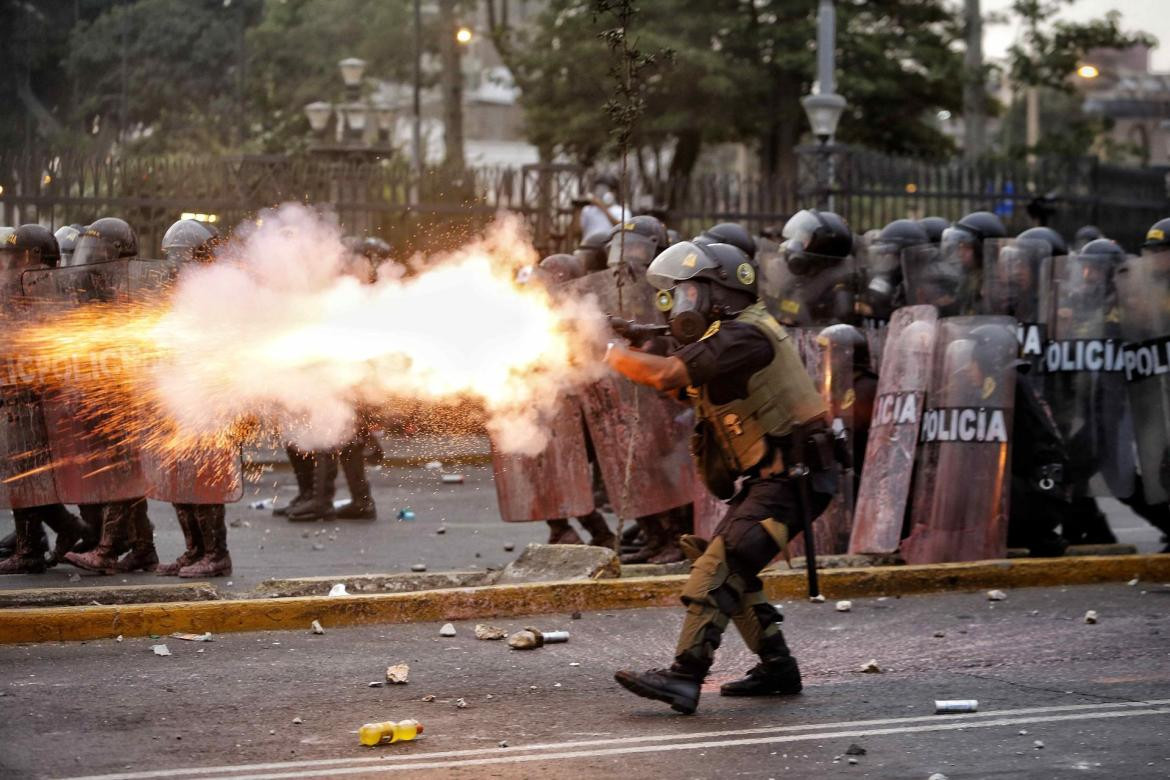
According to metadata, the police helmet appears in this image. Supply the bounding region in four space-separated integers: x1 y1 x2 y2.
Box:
1017 226 1068 256
54 224 83 264
918 216 950 244
646 241 758 343
161 219 219 263
695 222 756 258
538 253 586 285
1142 218 1170 251
607 215 669 271
947 210 1006 243
3 225 62 269
877 219 930 251
818 323 871 373
781 209 853 275
1073 225 1102 250
74 217 138 265
361 237 392 260
1079 238 1125 270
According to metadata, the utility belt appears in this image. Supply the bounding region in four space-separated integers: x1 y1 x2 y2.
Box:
752 416 836 480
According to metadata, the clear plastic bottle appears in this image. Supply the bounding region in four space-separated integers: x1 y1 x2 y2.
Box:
358 719 424 746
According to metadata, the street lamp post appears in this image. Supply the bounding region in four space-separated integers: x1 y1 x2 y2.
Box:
802 0 847 211
303 57 394 159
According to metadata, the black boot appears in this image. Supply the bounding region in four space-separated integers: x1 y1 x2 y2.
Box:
546 518 584 545
614 667 702 715
275 443 315 516
158 504 205 576
0 510 48 575
287 451 338 521
576 511 616 548
720 656 803 697
115 499 159 573
336 438 376 519
41 504 92 565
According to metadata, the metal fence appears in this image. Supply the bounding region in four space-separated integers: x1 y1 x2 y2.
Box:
795 145 1170 250
2 147 1167 256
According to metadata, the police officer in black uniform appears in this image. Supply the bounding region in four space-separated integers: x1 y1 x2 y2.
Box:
773 209 856 326
918 216 949 246
606 239 836 715
940 210 1007 315
694 222 758 258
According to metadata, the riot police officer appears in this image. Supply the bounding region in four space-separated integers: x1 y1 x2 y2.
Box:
940 210 1007 314
918 216 949 246
607 239 836 714
768 209 856 326
53 224 84 267
694 222 757 258
1072 225 1102 252
606 214 670 274
62 217 160 574
859 219 931 322
573 229 611 274
0 225 96 574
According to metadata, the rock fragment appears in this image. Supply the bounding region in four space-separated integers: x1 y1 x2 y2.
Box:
385 664 410 684
310 620 325 635
859 659 882 674
1084 610 1099 624
987 589 1007 601
835 600 852 612
475 624 508 640
440 623 457 637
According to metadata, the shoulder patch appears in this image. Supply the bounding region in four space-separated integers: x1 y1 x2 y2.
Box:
700 320 722 340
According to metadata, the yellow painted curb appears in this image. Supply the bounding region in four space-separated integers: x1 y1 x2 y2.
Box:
0 554 1166 644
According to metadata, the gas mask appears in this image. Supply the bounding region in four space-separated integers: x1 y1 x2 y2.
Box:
662 281 711 344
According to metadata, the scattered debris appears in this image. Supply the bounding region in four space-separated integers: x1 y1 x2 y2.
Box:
151 644 171 657
310 620 325 635
1127 577 1139 587
503 543 515 552
440 474 465 484
835 600 852 612
229 517 242 528
68 573 81 583
1018 730 1028 735
569 662 581 667
475 624 508 641
859 659 882 674
508 628 570 650
1084 610 1099 624
115 635 123 643
424 461 443 471
987 589 1007 601
171 632 213 642
571 611 582 620
498 740 508 748
411 563 427 573
935 700 978 714
368 682 385 688
809 594 826 603
932 631 946 638
311 543 325 551
328 583 349 597
845 743 866 756
455 698 468 709
847 757 859 765
421 695 436 702
386 664 410 684
436 526 447 535
1033 740 1044 749
397 509 416 522
292 717 303 725
440 623 457 637
250 499 275 510
927 774 949 780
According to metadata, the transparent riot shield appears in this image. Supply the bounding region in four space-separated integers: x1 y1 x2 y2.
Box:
982 238 1052 370
849 305 939 554
1044 254 1134 499
0 267 60 509
901 244 961 315
570 269 696 519
20 260 147 504
126 259 244 504
1116 249 1170 504
491 392 596 522
902 316 1018 564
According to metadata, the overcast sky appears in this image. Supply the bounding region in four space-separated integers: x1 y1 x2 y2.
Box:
982 0 1169 70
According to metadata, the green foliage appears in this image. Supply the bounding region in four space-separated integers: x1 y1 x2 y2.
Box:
1007 1 1156 91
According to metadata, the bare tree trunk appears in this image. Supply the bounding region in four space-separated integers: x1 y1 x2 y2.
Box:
439 0 465 170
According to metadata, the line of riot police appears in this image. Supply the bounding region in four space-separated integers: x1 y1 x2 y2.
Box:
505 206 1170 568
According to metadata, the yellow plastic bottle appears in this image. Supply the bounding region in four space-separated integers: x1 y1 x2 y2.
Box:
358 719 424 746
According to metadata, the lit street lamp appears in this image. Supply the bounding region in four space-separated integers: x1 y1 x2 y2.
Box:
1077 64 1100 80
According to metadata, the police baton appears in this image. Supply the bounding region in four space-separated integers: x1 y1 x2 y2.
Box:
789 462 820 600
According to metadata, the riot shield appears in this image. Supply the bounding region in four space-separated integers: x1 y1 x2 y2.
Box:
758 246 857 327
981 238 1052 368
1044 254 1134 499
856 237 902 324
20 260 148 504
902 244 961 315
849 305 939 554
491 392 595 522
0 267 60 509
1116 249 1170 504
902 316 1018 564
571 269 696 519
126 259 243 504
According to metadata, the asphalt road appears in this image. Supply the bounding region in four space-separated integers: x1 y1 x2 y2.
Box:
2 583 1169 779
0 455 1164 594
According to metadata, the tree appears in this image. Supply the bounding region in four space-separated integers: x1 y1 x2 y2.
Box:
492 0 965 194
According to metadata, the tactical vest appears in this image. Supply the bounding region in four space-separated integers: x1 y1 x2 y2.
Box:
690 302 827 479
